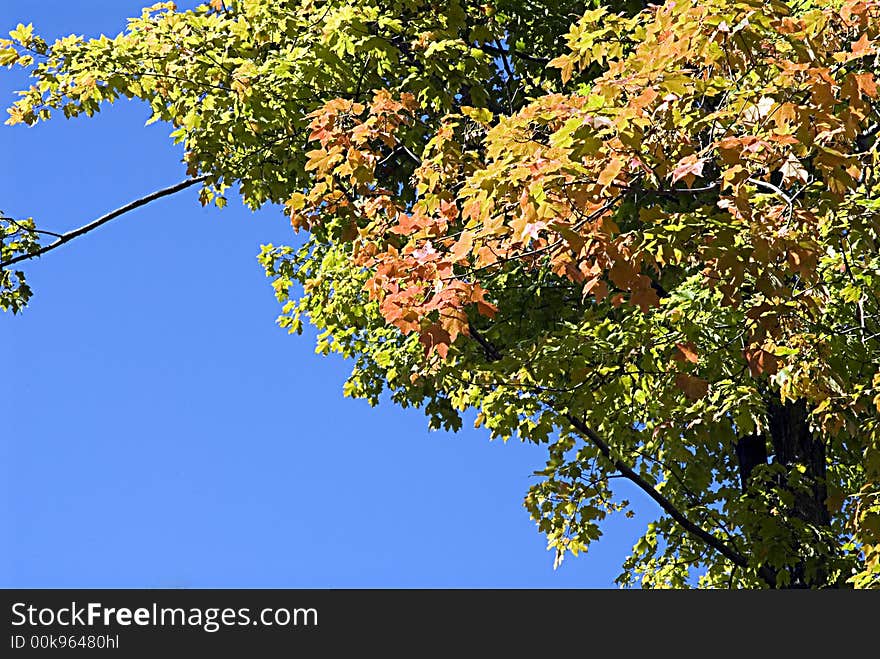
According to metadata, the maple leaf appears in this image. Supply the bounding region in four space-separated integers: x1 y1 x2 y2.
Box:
629 87 658 111
854 72 878 98
549 221 586 253
851 33 874 58
744 348 779 378
674 373 709 400
449 230 475 262
391 212 430 235
597 157 624 188
470 283 497 318
411 241 439 263
630 284 660 313
672 341 699 364
779 153 808 187
461 105 493 125
419 323 451 358
670 155 705 186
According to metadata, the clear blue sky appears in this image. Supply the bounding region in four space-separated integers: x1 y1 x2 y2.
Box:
1 1 646 588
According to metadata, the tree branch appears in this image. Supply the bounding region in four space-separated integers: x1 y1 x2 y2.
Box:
1 216 64 239
467 322 502 362
748 177 793 211
563 413 777 587
480 43 551 65
0 176 209 269
461 326 776 585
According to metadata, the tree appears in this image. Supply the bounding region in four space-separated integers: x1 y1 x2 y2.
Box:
2 0 879 588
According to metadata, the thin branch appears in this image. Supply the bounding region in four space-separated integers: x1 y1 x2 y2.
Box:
399 143 422 167
494 38 516 114
747 177 793 210
0 176 210 269
353 53 372 103
1 217 64 239
108 68 233 93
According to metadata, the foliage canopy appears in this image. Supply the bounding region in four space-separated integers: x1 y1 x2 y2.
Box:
3 0 880 588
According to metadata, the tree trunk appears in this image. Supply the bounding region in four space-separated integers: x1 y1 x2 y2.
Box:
767 399 830 529
735 399 835 588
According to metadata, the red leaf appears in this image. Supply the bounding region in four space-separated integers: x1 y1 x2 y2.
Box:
419 323 451 358
744 348 779 377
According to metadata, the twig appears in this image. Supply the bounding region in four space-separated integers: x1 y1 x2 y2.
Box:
0 176 209 269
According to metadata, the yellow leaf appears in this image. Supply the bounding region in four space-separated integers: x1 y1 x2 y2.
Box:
461 106 493 125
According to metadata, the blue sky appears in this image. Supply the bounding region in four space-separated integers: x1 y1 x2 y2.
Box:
1 1 646 588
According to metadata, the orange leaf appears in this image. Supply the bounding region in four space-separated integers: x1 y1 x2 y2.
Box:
449 230 474 262
630 87 658 111
851 33 874 57
670 155 705 186
470 283 498 318
597 158 625 188
772 102 798 131
855 72 878 98
673 341 699 364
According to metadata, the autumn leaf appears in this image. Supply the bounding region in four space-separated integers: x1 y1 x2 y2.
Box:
672 341 699 364
779 153 808 187
461 105 493 125
670 154 705 186
854 72 878 98
419 323 451 358
851 33 874 58
449 230 474 262
630 284 660 313
744 348 779 377
674 373 709 400
549 221 585 253
597 157 625 188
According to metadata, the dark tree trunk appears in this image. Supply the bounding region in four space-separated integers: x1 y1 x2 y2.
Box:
735 399 835 588
735 433 768 492
767 399 831 530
